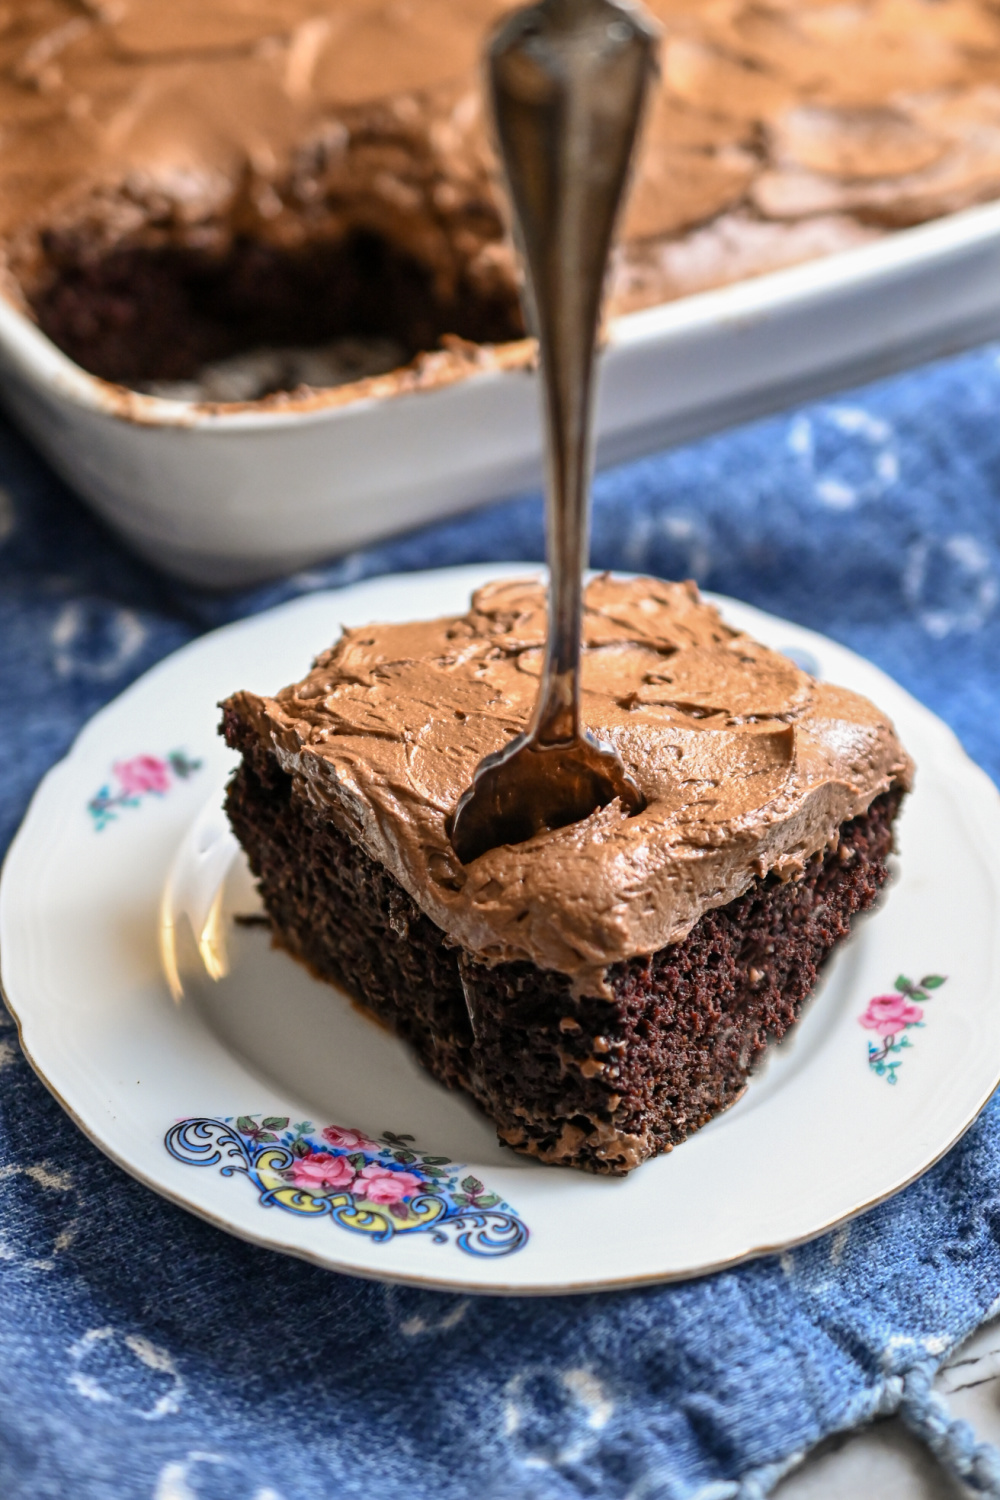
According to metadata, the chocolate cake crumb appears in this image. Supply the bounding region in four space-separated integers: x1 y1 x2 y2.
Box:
32 232 523 389
223 713 901 1175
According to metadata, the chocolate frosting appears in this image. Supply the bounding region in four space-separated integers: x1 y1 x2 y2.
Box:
4 1 1000 322
226 576 912 996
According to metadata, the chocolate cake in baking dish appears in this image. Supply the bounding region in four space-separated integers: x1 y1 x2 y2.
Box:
221 576 912 1174
4 1 1000 397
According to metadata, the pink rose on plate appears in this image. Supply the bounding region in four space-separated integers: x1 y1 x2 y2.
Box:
354 1164 423 1205
859 993 924 1037
114 755 171 796
289 1152 356 1192
321 1125 377 1152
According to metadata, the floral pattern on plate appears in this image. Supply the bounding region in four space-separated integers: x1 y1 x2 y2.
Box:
88 751 202 830
165 1116 528 1258
859 973 947 1083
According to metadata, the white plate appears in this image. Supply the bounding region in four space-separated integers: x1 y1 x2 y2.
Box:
2 564 1000 1293
2 202 1000 585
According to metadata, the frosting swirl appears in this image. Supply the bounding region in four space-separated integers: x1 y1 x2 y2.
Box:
4 1 1000 324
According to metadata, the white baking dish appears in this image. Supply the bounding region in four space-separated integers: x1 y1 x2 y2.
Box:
3 200 1000 588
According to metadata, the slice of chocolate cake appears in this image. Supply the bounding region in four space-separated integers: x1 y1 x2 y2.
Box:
221 575 912 1174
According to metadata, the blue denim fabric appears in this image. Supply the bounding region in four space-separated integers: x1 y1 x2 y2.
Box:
2 342 1000 1499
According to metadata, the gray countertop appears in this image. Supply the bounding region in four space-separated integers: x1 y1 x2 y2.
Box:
775 1318 1000 1498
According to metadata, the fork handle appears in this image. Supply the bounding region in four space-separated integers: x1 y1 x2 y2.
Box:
488 0 657 745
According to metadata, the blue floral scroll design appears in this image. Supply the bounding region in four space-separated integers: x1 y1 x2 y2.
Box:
165 1116 528 1258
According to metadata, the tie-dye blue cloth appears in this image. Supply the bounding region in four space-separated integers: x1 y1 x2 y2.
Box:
3 343 1000 1500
